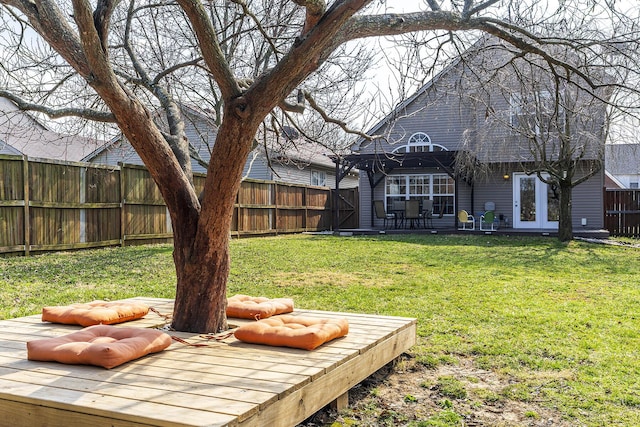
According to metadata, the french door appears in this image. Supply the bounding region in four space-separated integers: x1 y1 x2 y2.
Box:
512 173 559 229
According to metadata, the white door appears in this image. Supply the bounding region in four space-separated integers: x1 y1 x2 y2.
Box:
512 174 559 229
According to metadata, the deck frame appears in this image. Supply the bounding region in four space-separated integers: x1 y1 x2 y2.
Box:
0 297 416 427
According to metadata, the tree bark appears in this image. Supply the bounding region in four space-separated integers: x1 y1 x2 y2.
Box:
171 106 261 333
557 180 573 242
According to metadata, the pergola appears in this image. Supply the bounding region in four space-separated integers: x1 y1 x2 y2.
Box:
331 150 475 230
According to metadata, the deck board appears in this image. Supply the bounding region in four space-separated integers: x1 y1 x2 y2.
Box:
0 297 416 426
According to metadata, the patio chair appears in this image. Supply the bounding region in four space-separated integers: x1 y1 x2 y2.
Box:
423 199 434 228
392 200 406 228
457 210 475 230
373 200 396 229
404 200 422 229
480 210 496 231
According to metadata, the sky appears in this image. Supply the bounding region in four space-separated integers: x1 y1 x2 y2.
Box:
356 0 640 142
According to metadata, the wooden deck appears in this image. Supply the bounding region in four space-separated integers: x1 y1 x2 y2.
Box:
0 297 416 427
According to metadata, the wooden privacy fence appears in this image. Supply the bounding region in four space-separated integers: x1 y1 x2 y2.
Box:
604 189 640 237
0 155 359 256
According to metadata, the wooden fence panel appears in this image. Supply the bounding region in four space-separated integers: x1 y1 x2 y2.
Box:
238 181 273 206
0 207 23 248
604 189 640 237
276 184 304 207
85 208 120 242
277 209 304 231
27 161 81 248
305 187 331 231
124 204 168 236
237 207 273 233
29 161 80 204
0 156 25 249
121 165 170 242
122 165 164 204
29 207 80 246
0 156 24 200
85 167 120 203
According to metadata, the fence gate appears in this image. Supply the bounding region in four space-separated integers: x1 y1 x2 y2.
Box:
604 189 640 237
335 188 359 230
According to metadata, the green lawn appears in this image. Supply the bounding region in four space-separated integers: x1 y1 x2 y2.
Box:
1 234 639 425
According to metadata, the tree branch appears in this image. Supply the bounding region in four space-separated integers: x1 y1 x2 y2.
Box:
176 0 242 101
228 0 282 60
93 0 120 54
302 90 378 140
291 0 326 36
0 90 116 122
1 0 92 78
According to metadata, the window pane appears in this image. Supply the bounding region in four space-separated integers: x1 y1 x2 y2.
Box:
311 170 326 186
433 174 454 194
433 196 454 215
386 176 405 195
386 174 455 216
409 175 429 195
547 184 560 222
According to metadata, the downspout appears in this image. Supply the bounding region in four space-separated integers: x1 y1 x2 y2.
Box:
333 159 341 232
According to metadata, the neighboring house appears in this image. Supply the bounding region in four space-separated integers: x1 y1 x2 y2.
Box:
336 39 606 231
605 144 640 189
0 97 104 161
85 105 358 188
243 133 359 189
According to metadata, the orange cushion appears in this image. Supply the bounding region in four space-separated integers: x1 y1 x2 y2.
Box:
226 294 294 319
234 315 349 350
27 324 172 369
42 300 150 326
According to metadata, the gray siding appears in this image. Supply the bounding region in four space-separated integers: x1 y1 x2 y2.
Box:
266 163 358 189
471 172 514 224
243 153 272 181
0 141 21 156
571 167 605 229
360 77 472 155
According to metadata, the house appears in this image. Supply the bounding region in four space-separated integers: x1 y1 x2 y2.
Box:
335 38 607 232
85 105 358 188
243 131 359 189
0 97 104 161
605 144 640 189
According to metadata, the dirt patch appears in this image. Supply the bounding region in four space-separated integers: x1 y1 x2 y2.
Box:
298 354 576 427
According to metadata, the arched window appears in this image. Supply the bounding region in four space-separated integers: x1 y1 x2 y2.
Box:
408 132 431 146
392 132 447 153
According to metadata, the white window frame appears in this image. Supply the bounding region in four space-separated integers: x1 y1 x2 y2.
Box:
392 132 448 154
384 173 455 215
311 170 326 186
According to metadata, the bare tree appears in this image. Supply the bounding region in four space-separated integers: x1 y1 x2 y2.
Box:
0 0 639 332
455 38 619 241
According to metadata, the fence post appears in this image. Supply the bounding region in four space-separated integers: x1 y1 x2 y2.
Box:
79 166 86 243
22 155 30 256
119 162 126 247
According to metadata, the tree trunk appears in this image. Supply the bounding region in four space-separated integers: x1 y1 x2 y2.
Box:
557 180 573 242
171 233 230 333
170 110 261 333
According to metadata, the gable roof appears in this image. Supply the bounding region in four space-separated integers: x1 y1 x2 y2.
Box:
354 56 464 152
354 35 497 152
605 144 640 175
355 36 608 165
0 97 107 162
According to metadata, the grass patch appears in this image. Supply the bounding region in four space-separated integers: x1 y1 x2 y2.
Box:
2 234 640 425
436 376 468 400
